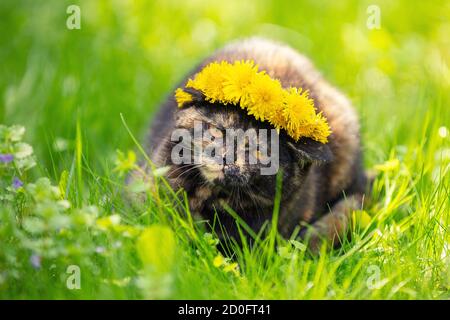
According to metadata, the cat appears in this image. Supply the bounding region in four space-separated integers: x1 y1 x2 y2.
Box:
131 38 369 252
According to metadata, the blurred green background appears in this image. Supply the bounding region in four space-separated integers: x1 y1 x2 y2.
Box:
1 0 449 175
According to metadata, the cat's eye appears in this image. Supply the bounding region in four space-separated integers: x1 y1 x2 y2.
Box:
208 127 222 138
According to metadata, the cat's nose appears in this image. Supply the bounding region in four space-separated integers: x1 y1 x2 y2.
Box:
223 165 246 186
223 165 240 177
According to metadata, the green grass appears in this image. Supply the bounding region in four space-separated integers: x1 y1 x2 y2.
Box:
0 0 449 299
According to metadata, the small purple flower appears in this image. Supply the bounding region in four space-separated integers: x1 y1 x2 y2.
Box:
0 154 14 163
12 177 23 189
30 254 41 269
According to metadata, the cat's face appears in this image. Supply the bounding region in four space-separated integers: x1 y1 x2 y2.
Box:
170 103 332 196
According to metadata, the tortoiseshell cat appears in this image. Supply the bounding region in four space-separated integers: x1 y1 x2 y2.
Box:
132 38 369 252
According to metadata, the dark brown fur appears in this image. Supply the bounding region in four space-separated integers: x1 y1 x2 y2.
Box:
134 38 369 252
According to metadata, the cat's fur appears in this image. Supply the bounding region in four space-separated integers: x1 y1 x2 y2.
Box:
132 38 369 252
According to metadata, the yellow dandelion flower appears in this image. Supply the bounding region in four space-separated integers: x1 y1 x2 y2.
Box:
174 88 193 108
286 126 301 141
186 78 195 88
213 254 225 267
246 73 284 121
267 102 286 131
187 61 230 103
176 60 331 144
308 113 331 143
223 60 258 105
282 88 330 142
287 115 331 143
283 88 316 131
286 122 314 141
223 262 240 276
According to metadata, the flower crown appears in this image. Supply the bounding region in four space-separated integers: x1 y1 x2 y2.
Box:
174 60 331 143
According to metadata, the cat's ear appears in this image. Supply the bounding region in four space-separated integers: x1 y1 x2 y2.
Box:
176 87 205 108
173 88 206 108
287 138 333 164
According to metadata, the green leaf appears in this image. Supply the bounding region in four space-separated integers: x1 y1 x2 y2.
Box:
289 239 307 252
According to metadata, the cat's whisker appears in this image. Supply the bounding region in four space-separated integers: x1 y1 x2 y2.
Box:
171 164 205 185
168 164 199 177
